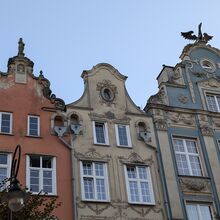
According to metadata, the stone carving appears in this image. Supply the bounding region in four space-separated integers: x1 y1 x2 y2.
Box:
154 118 167 131
192 72 207 78
200 124 214 136
105 111 116 119
38 71 66 111
18 38 25 56
168 67 185 85
180 177 211 193
199 78 220 88
178 94 188 104
74 148 111 161
118 152 154 166
148 88 166 105
167 112 195 126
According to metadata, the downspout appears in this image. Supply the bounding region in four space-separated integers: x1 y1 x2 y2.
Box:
152 119 173 220
58 136 77 220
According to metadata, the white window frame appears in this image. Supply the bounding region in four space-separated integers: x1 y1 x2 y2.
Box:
0 153 11 191
92 121 109 145
26 155 57 195
173 137 203 176
124 164 155 205
115 124 132 147
0 112 12 134
28 115 40 136
80 161 110 202
206 93 220 112
186 203 213 220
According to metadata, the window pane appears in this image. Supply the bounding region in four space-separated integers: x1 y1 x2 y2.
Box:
118 125 128 146
127 166 136 179
186 140 198 153
189 156 202 176
207 95 218 112
141 182 151 203
43 170 52 193
186 205 199 220
96 179 106 200
0 168 7 183
1 113 11 133
29 116 38 136
42 156 52 168
95 163 104 176
30 155 40 167
200 205 212 220
138 167 148 180
129 181 139 202
173 139 185 152
83 162 92 175
83 177 94 199
95 122 105 144
175 154 190 175
30 169 39 192
0 154 7 164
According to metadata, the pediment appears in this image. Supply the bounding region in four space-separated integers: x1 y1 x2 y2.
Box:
197 77 220 88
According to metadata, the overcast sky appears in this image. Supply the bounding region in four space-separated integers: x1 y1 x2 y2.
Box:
1 0 220 108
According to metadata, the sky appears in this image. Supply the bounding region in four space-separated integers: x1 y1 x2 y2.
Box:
1 0 220 108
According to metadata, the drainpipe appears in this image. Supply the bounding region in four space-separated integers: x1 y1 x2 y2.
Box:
58 136 77 220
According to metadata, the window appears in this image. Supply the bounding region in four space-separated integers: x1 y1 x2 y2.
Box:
28 115 40 136
124 165 155 204
206 94 220 112
0 153 11 191
173 138 202 176
115 124 132 147
186 204 212 220
80 161 109 201
27 155 56 195
92 121 109 145
0 112 12 134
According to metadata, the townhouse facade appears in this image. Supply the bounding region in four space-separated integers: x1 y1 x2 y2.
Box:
64 63 167 219
0 39 74 219
145 29 220 220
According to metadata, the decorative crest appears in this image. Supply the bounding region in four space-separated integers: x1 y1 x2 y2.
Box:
181 23 213 44
18 38 25 57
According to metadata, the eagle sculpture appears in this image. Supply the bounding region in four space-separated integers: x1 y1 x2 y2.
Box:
181 23 213 43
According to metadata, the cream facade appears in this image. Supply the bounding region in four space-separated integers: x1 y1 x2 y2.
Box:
65 64 167 220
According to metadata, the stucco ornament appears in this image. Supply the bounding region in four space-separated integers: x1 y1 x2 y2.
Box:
168 112 195 126
178 94 188 104
148 88 166 105
154 118 167 131
180 177 211 193
96 80 117 104
199 78 220 88
200 124 214 136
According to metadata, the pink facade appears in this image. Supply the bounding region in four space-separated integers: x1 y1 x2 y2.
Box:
0 39 73 219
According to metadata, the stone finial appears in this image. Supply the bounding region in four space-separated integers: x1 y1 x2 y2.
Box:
18 38 25 57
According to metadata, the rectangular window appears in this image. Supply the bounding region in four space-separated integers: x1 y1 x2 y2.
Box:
186 204 212 220
27 155 56 195
206 94 220 112
92 121 109 145
115 124 132 147
28 115 40 136
0 112 12 134
173 138 202 176
0 153 11 191
124 165 155 204
80 161 109 201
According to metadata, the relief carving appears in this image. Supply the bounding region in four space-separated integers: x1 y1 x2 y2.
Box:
180 177 211 193
199 78 220 88
178 94 188 104
74 148 111 161
154 118 167 131
168 67 185 85
167 112 195 126
148 88 166 105
192 72 207 78
118 152 154 166
200 124 214 136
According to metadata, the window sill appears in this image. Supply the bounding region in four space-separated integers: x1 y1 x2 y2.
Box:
82 199 110 203
116 145 132 149
94 143 110 147
30 193 57 197
25 135 42 139
0 132 13 136
128 201 156 206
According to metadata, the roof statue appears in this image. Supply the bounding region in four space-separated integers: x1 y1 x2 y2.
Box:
181 23 213 44
18 38 25 57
